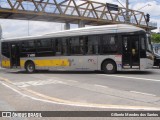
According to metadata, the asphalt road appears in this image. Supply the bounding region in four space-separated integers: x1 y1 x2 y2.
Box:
0 68 160 120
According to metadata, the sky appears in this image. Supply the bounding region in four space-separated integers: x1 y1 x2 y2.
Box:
0 0 160 39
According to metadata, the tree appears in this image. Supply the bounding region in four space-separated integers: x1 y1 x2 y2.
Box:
151 33 160 43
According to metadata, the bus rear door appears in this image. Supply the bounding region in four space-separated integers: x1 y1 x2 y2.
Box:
122 35 140 69
10 43 20 68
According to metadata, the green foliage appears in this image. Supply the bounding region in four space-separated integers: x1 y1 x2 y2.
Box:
151 33 160 43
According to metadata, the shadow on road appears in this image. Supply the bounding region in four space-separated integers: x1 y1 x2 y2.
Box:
5 70 154 75
117 71 153 75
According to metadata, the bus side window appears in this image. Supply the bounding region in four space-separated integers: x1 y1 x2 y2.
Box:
36 39 53 57
70 37 83 55
102 35 117 54
1 42 10 58
21 41 33 52
110 36 116 44
86 36 99 54
62 38 68 55
55 39 62 55
79 37 84 54
140 37 146 50
139 36 147 58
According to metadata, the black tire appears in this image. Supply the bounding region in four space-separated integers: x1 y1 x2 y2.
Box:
25 62 35 73
102 60 117 74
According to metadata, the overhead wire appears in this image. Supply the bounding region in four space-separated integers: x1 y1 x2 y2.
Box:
116 0 125 8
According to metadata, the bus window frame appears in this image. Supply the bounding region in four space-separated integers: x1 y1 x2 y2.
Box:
100 34 119 55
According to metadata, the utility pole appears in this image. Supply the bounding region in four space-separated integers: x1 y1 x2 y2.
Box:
0 25 2 40
125 0 130 23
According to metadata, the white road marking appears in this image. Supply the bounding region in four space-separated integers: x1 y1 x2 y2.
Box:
13 79 66 87
0 82 27 97
98 74 160 82
94 84 108 88
130 91 156 97
13 78 78 88
1 81 160 110
67 80 78 83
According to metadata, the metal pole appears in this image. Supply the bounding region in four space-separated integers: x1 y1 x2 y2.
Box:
126 0 129 23
28 20 29 36
64 23 70 30
27 1 29 35
0 25 2 40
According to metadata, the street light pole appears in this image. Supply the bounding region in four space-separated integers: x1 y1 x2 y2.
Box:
125 0 130 23
0 25 2 40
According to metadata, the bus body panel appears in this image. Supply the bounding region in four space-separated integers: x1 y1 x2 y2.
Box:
140 58 154 70
1 56 10 68
19 53 153 71
19 55 122 71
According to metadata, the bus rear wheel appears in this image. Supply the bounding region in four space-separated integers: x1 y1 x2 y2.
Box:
25 62 35 73
102 60 117 74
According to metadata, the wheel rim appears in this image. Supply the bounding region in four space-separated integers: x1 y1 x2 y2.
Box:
106 63 114 70
27 64 34 72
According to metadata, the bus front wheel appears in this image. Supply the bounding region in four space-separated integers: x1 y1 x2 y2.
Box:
25 62 35 73
102 60 117 74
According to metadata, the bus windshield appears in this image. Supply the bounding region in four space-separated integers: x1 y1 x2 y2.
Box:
146 34 152 52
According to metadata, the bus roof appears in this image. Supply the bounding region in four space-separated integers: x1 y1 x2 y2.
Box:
1 24 145 42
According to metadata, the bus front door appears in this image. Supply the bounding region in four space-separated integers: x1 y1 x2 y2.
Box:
122 36 140 69
10 43 20 68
